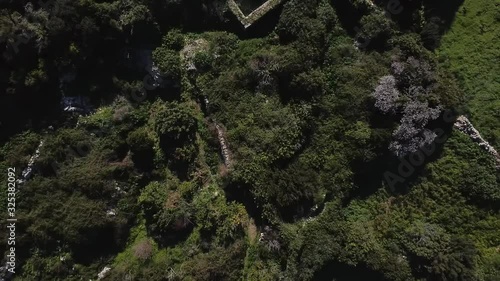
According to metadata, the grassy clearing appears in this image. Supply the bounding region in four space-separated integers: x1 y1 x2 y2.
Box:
437 0 500 147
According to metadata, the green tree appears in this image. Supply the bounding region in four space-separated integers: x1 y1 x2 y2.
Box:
139 181 193 238
152 47 181 80
127 127 155 170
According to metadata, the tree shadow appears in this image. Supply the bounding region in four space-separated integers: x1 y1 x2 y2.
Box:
329 0 365 37
420 0 465 50
423 0 465 32
224 180 264 226
313 260 387 281
350 111 456 200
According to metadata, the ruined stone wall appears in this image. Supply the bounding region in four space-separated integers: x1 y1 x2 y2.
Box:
228 0 285 28
454 115 500 168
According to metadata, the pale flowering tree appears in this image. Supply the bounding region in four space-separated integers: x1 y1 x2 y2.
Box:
373 57 442 156
391 57 434 89
390 128 437 157
389 101 441 157
372 75 400 114
401 101 441 127
259 226 281 252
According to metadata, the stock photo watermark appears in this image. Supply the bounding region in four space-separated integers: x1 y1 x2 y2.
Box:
5 168 17 275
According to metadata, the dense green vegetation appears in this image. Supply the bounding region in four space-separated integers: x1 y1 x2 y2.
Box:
437 0 500 148
0 0 498 280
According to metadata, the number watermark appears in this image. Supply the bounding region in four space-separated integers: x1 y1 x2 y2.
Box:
6 167 17 274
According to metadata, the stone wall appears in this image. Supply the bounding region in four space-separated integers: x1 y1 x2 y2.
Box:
454 115 500 168
228 0 285 28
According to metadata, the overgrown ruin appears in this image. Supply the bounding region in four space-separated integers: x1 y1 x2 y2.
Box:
228 0 285 28
454 115 500 168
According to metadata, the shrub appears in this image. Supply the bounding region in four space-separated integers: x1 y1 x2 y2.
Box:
193 51 212 71
359 11 395 49
126 127 154 170
152 47 181 80
133 239 154 260
162 29 185 51
139 181 193 237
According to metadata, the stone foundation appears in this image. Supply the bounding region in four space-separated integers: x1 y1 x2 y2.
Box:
228 0 285 28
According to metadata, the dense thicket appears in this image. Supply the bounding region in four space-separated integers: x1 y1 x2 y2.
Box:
0 0 498 280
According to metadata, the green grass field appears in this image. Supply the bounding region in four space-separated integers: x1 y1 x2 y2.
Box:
437 0 500 148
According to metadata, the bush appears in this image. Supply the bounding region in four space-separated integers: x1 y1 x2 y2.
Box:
193 51 212 72
389 33 429 57
151 101 196 143
152 47 181 80
359 11 395 49
162 29 185 51
127 127 155 170
133 239 154 260
139 181 193 239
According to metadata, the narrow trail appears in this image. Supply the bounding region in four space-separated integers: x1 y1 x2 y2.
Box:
181 39 233 169
214 121 232 167
202 95 232 168
16 140 44 185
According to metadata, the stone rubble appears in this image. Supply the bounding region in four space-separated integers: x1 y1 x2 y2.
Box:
106 209 117 217
97 266 111 280
182 38 232 168
215 122 231 167
61 96 93 114
454 115 500 168
16 140 44 185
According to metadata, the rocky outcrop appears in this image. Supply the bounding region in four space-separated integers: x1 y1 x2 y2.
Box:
61 96 93 114
59 70 92 114
454 115 500 168
97 266 111 280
